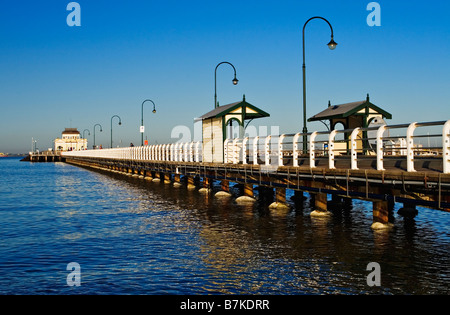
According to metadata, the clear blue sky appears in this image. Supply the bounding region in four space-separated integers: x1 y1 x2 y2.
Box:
1 0 449 153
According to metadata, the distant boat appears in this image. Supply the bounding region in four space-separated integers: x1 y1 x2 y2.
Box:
0 153 8 157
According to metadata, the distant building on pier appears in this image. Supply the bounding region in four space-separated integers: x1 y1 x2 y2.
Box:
54 128 87 152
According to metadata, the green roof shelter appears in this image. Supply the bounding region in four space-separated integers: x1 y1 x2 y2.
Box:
308 94 392 130
308 94 392 154
197 95 270 163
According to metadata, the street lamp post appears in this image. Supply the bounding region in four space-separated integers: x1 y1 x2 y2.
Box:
141 100 156 146
110 115 122 148
215 61 239 109
83 129 90 151
302 16 337 153
93 124 103 149
83 129 90 139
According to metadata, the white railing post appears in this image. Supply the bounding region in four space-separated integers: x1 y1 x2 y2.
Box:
175 143 179 162
265 136 272 166
184 143 188 162
293 133 301 167
350 128 361 170
233 138 239 164
189 142 194 162
242 137 249 165
164 144 169 161
168 144 172 161
376 125 386 171
253 136 260 165
224 139 230 164
278 134 286 167
443 120 450 174
310 132 318 168
328 130 338 170
406 122 417 172
195 142 201 162
174 143 178 162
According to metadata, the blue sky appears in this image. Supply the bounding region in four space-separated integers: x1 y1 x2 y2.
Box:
1 0 449 153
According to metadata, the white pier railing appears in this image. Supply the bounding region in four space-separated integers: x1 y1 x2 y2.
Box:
62 142 203 163
62 120 450 174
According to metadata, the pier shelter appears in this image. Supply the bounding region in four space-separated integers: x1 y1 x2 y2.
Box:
308 94 392 153
198 95 270 163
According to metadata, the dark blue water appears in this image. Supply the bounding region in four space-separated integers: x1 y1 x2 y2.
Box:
0 157 449 295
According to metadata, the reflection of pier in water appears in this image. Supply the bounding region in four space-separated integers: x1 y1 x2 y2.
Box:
74 168 445 294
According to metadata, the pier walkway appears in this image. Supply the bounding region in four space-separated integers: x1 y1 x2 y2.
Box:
62 120 450 228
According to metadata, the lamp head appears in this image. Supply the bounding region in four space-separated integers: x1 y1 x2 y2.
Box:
119 122 122 126
327 38 338 50
152 109 156 114
232 77 239 85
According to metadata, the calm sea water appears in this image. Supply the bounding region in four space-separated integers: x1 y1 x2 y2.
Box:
0 157 449 295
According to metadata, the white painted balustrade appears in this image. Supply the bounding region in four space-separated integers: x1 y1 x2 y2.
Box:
62 120 450 174
63 142 202 163
228 120 450 173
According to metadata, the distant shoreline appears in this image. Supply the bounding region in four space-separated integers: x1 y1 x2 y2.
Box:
0 154 27 158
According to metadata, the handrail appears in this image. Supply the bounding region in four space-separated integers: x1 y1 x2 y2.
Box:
61 120 450 174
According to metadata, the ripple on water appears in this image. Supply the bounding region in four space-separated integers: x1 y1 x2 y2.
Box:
0 158 449 295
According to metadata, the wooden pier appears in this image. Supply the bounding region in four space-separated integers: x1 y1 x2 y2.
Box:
55 118 450 229
23 151 65 163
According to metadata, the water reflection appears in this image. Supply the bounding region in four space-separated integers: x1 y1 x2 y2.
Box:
103 168 450 293
3 158 448 294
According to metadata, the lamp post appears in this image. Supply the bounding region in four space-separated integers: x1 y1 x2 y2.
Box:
83 129 90 151
83 129 90 139
93 124 103 149
110 115 122 148
214 61 239 109
32 138 38 153
141 100 156 146
302 16 337 153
